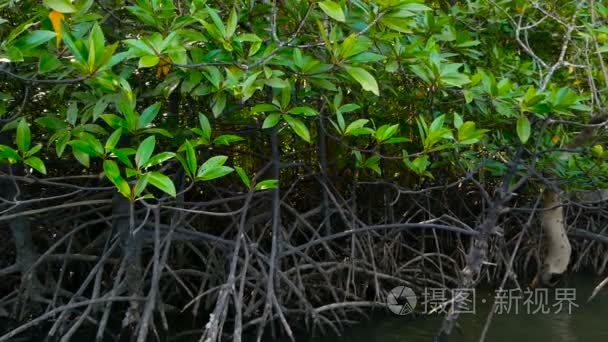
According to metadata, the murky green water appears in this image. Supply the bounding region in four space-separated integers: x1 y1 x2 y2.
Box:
311 276 608 342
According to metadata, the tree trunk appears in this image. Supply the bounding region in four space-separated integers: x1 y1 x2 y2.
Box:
532 190 572 287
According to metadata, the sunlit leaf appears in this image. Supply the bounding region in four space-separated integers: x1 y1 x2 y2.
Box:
343 66 379 96
16 119 31 153
283 115 311 143
318 1 345 22
24 156 46 174
148 171 176 197
516 116 531 144
135 136 156 168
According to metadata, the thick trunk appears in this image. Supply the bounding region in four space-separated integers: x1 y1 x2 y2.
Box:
533 190 572 287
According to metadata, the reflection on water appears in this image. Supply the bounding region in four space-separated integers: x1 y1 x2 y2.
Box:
310 276 608 342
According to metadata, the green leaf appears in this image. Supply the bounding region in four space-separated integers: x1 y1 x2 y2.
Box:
89 23 105 68
343 66 379 96
44 0 76 13
384 137 409 144
62 26 86 64
138 103 160 128
80 132 105 154
200 155 227 171
55 132 70 157
255 179 278 190
364 155 382 175
214 134 244 145
82 124 108 135
73 149 90 168
148 171 176 197
124 39 156 56
288 106 318 116
457 121 482 144
206 6 227 38
592 144 604 158
344 119 369 136
453 113 464 129
203 66 222 88
69 139 100 157
335 111 345 133
66 102 78 126
212 92 226 117
117 98 137 131
376 124 399 142
36 116 67 131
226 7 238 38
25 143 42 158
134 172 151 197
197 155 233 180
0 145 21 162
105 128 122 153
463 90 474 104
103 160 131 198
15 30 56 49
135 136 156 168
112 147 135 168
263 113 281 129
280 86 291 111
24 156 46 174
404 155 432 178
516 115 531 144
16 119 31 153
339 103 360 113
197 166 234 181
142 128 173 138
235 166 251 188
184 140 197 175
251 104 279 113
39 53 61 73
198 113 212 142
429 115 445 132
160 32 179 52
410 64 433 84
0 119 18 133
265 78 289 88
283 115 310 142
139 55 160 68
319 1 345 22
125 168 137 178
144 152 175 168
101 114 126 129
380 17 414 33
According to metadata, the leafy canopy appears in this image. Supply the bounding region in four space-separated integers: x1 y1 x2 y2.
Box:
0 0 607 199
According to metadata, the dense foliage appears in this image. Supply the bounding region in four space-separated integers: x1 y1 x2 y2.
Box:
1 0 606 193
1 0 608 341
0 0 605 190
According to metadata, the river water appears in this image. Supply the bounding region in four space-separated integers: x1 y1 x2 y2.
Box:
309 275 608 342
9 276 605 341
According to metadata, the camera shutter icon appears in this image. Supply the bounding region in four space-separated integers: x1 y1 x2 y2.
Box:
387 286 417 315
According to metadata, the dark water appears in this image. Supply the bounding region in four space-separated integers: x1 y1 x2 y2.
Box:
9 276 605 341
310 275 608 342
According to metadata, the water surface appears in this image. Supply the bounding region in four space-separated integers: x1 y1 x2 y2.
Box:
311 276 608 342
